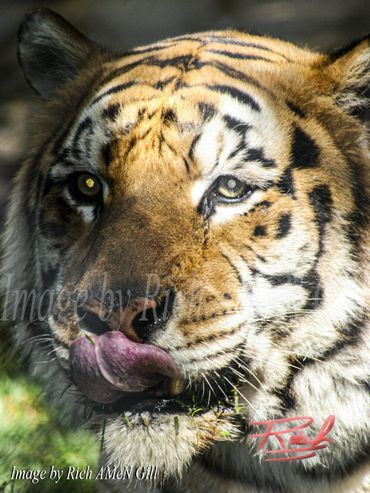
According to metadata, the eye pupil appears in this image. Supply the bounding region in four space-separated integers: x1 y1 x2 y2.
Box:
227 179 237 190
213 175 252 202
85 178 95 189
70 173 102 202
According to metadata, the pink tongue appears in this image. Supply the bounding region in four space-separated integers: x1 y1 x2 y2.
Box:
69 331 179 404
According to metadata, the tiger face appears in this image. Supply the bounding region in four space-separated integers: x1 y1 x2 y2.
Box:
3 8 369 491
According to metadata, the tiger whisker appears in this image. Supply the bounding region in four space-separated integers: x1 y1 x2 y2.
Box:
228 367 267 400
212 370 230 401
223 376 258 414
18 334 54 346
201 371 218 407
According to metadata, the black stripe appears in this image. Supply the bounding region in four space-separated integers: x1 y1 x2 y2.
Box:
245 147 276 168
162 138 177 156
99 57 154 87
51 73 106 157
102 104 121 121
287 101 306 118
204 35 292 60
120 42 178 57
52 122 75 158
221 252 244 286
162 109 177 125
276 213 292 239
255 270 301 287
251 266 322 309
95 52 197 104
259 200 272 208
174 79 185 90
198 102 216 121
103 53 194 87
183 158 191 175
322 312 366 359
71 117 93 159
273 311 366 411
160 35 204 44
149 54 194 68
291 125 320 169
188 134 201 161
153 76 176 90
228 140 246 160
158 130 165 155
243 200 272 216
101 141 115 167
302 269 323 310
121 136 137 161
91 81 137 105
207 49 275 63
223 114 250 134
273 356 304 410
276 167 295 195
308 184 333 256
208 84 260 111
56 148 74 165
197 60 276 98
256 253 267 263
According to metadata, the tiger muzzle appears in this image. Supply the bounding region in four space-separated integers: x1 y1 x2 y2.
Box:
69 294 182 404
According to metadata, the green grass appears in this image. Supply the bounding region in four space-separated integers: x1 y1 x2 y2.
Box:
0 323 99 493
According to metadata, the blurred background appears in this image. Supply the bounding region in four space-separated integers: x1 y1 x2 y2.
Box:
0 1 369 491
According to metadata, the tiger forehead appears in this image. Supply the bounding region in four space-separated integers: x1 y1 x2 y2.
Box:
99 30 321 89
65 89 287 188
91 30 323 118
60 30 319 179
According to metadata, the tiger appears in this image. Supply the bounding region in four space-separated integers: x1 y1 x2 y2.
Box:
1 6 369 493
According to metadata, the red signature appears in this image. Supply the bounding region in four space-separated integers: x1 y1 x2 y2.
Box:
249 415 335 462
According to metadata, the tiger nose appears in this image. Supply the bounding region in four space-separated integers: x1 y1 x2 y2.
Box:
81 292 175 343
119 297 158 342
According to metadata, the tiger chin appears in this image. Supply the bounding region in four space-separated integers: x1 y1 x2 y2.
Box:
1 7 369 493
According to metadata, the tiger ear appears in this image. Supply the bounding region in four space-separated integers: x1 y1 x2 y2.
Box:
327 34 370 121
18 8 101 100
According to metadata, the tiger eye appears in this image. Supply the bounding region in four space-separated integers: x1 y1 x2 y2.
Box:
75 173 102 200
216 176 249 200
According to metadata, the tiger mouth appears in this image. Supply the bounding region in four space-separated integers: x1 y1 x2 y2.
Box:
68 314 244 419
89 372 239 418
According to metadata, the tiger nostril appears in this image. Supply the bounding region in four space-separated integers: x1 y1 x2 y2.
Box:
132 290 176 342
77 306 110 336
78 290 176 343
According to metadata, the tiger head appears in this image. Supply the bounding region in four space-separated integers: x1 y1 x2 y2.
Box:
2 8 369 485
